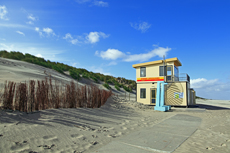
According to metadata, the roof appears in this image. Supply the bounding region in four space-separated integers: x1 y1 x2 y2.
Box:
132 57 182 68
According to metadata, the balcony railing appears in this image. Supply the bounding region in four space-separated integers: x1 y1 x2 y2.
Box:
179 73 190 82
166 73 190 82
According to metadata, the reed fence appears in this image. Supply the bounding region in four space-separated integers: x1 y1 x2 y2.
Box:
0 77 113 113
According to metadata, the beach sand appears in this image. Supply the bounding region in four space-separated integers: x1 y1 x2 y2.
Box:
0 57 230 153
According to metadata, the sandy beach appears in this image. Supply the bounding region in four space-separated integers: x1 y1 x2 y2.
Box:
0 57 230 153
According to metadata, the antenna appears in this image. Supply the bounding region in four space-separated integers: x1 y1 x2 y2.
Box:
163 55 165 82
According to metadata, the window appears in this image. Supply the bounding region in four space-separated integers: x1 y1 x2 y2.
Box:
167 66 172 75
140 88 146 98
167 66 172 81
140 67 146 77
174 66 179 81
159 66 166 76
174 66 179 77
167 76 171 81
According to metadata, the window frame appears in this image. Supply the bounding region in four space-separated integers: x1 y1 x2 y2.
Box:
159 66 166 76
140 67 146 77
166 65 173 81
140 88 146 99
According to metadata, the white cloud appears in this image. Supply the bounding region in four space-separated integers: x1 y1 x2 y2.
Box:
98 49 126 60
89 66 112 76
0 23 30 29
0 5 8 20
190 78 230 100
130 22 151 33
108 61 117 66
70 39 79 45
190 78 218 89
0 43 15 51
94 1 108 7
124 47 171 62
63 33 80 45
35 27 56 37
35 27 39 32
26 21 33 25
86 32 109 44
96 46 171 62
63 33 73 39
35 27 43 36
75 0 109 7
75 0 91 4
16 31 25 36
21 8 38 24
95 50 99 55
35 54 43 58
72 62 80 67
63 31 108 45
43 27 55 36
28 14 36 21
0 43 64 61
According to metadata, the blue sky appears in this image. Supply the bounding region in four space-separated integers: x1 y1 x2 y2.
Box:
0 0 230 100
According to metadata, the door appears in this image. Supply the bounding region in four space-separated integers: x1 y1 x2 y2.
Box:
151 88 157 104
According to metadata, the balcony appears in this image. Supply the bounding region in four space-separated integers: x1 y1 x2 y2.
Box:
179 73 190 82
166 73 190 82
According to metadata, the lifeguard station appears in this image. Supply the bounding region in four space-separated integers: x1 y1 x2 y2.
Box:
132 57 196 111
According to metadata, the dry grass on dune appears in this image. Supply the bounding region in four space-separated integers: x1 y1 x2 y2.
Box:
0 77 112 113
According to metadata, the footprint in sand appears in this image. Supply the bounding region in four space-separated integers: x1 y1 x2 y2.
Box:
121 126 127 130
43 135 59 142
11 141 30 152
71 134 84 139
108 132 123 138
120 122 126 126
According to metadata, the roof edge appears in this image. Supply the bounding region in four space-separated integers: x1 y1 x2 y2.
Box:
132 57 182 68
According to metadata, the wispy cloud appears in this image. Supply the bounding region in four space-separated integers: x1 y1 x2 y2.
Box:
63 33 73 39
63 33 80 45
75 0 91 4
75 0 109 7
35 27 56 37
89 66 112 76
96 46 171 62
130 21 151 33
43 27 55 36
26 14 38 24
28 14 36 21
191 78 230 100
108 61 117 66
0 43 64 61
0 5 9 20
86 32 109 44
191 78 219 89
94 1 108 7
124 47 171 62
26 21 33 25
21 8 38 24
63 31 109 45
0 23 31 29
96 49 126 60
35 54 43 58
35 27 42 36
16 31 25 36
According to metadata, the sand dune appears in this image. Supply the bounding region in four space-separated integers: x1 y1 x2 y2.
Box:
0 57 230 153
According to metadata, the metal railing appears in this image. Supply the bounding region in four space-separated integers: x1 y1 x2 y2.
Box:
179 73 190 82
